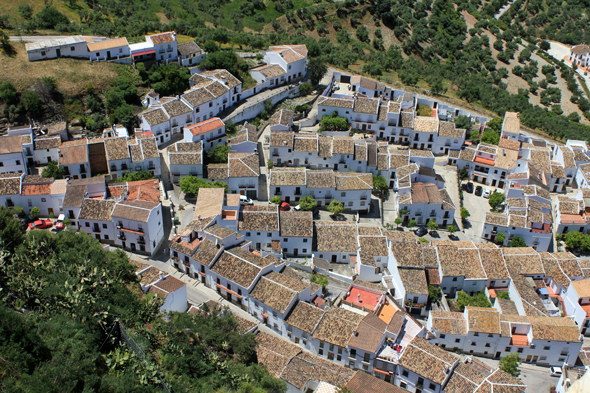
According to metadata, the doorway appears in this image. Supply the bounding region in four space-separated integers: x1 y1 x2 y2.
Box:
48 208 54 216
56 49 61 58
131 243 136 251
331 255 337 263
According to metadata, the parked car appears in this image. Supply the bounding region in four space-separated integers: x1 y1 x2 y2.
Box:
483 188 492 198
55 214 65 229
465 182 474 193
549 367 562 377
475 185 483 196
28 219 53 230
279 202 290 211
414 227 428 237
240 195 253 205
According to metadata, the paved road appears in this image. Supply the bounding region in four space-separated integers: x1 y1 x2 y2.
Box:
473 355 557 392
9 35 106 42
434 157 462 230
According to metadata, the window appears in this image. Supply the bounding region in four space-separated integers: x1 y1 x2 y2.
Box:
104 235 109 240
455 338 461 343
418 377 424 385
246 232 251 236
485 343 490 347
363 353 370 362
41 51 46 56
0 163 3 167
474 332 479 337
257 232 261 236
303 249 307 253
402 370 409 377
348 202 353 207
283 238 288 242
559 357 565 362
319 341 324 348
440 334 446 339
429 383 436 389
329 344 334 351
319 349 323 355
338 347 343 354
85 222 90 227
303 238 308 243
544 346 551 350
517 348 523 353
328 352 334 360
16 160 21 165
337 355 342 361
505 347 511 352
452 277 458 282
71 46 75 51
350 349 356 357
400 382 407 389
471 342 476 346
102 223 107 229
341 192 346 197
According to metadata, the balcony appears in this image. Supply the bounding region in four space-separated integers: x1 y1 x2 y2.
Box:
430 213 437 217
167 47 173 52
239 185 256 189
137 238 146 244
295 191 302 196
121 164 128 170
360 196 367 200
158 49 165 54
110 166 117 172
414 212 422 216
491 230 497 234
117 225 144 234
275 191 282 195
117 233 126 240
6 201 14 207
92 227 101 233
147 165 156 170
208 134 226 142
510 333 529 347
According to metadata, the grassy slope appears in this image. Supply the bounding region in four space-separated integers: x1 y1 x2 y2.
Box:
7 0 89 25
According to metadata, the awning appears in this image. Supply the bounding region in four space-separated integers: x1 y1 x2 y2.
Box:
133 49 156 57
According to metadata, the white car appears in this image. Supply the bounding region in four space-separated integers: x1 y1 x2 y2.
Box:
483 188 492 198
549 367 562 377
240 195 253 205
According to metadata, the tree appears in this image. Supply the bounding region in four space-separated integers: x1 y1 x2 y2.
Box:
41 161 65 179
427 219 439 231
373 175 388 195
568 112 581 123
481 129 500 145
30 206 40 219
0 82 18 106
115 171 155 183
497 291 510 300
310 273 329 288
205 144 229 164
328 200 344 216
539 40 550 51
561 231 590 251
499 353 521 377
298 195 316 211
460 208 470 221
319 114 348 131
458 167 469 183
394 218 402 229
0 206 25 253
488 191 505 209
22 91 42 117
510 236 527 247
428 285 442 303
356 25 369 42
308 58 328 85
408 219 416 228
455 115 472 130
496 232 506 244
18 4 33 20
456 290 491 311
179 176 229 196
447 224 458 235
271 196 282 204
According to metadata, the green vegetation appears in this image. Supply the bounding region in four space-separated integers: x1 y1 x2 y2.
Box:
497 291 511 300
271 196 282 204
41 161 65 179
298 195 316 211
310 273 329 288
481 128 500 145
499 353 521 378
308 58 327 85
427 219 439 231
429 285 442 303
419 237 429 243
447 224 458 235
488 191 505 209
458 168 469 183
268 160 274 169
179 176 229 196
456 290 492 311
394 218 402 228
29 206 40 219
0 208 284 391
205 144 230 164
319 112 349 132
417 104 433 117
327 200 344 216
373 175 388 194
461 207 470 220
496 232 506 244
115 170 156 183
408 219 417 228
510 236 527 247
559 231 590 251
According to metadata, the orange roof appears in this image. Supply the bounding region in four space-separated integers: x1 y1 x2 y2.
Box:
87 37 129 52
474 156 495 166
127 179 160 203
560 214 586 224
185 118 224 136
22 184 51 196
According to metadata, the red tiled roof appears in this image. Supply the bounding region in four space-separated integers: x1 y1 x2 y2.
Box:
22 184 51 196
474 156 495 166
185 118 224 136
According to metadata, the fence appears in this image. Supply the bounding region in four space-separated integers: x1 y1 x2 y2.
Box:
117 320 172 393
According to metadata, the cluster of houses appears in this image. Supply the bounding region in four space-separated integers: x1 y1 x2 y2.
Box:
25 31 205 66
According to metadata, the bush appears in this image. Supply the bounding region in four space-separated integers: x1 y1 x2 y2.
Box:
488 191 505 209
327 200 344 216
48 212 54 219
310 273 329 288
63 219 71 226
13 206 24 217
41 161 65 179
496 232 506 244
205 145 229 164
179 176 229 196
497 291 510 300
319 113 348 131
408 219 416 228
456 290 491 311
510 236 526 247
300 83 313 95
428 285 442 303
298 195 316 211
30 207 40 219
270 196 282 204
267 160 274 169
115 171 155 183
499 353 521 377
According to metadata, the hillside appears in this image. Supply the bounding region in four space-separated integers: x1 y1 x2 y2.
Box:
2 0 590 142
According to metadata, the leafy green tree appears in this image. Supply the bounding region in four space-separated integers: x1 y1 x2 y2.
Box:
456 290 491 311
18 4 33 20
356 25 369 42
205 144 229 164
0 81 18 106
298 195 316 211
22 91 42 117
428 285 442 303
459 208 470 222
481 129 500 145
115 171 155 183
308 58 328 85
41 161 65 179
510 236 527 247
539 40 550 51
327 200 344 216
373 175 388 194
267 160 274 169
568 112 581 123
394 218 402 229
455 115 472 130
496 232 506 244
499 353 521 377
29 206 40 219
562 231 590 250
35 6 69 29
469 129 480 141
427 219 439 231
179 176 229 196
200 50 241 77
0 206 25 253
264 99 273 113
447 224 458 235
271 196 282 204
408 219 417 228
488 191 505 209
319 114 348 131
458 167 469 183
497 291 510 300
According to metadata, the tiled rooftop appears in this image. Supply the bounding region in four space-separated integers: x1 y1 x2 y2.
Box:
239 205 279 232
285 301 324 333
312 307 364 347
280 211 313 237
314 221 358 252
398 336 458 385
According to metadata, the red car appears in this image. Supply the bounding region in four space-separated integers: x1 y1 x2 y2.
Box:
279 202 290 211
28 219 53 230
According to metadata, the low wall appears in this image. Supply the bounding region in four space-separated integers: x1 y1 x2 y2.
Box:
224 85 299 124
286 261 313 273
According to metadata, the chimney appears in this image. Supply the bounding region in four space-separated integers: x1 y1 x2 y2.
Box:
159 271 165 280
358 293 361 302
222 76 226 85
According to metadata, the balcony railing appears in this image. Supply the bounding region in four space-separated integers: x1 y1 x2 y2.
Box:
117 225 144 233
147 165 156 170
137 238 146 244
360 196 367 200
93 227 101 233
117 233 126 240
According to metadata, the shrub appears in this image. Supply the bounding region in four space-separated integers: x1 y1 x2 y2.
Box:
298 195 316 211
408 219 416 228
496 232 506 243
270 196 282 204
497 291 510 300
267 160 273 169
49 212 54 219
428 285 442 303
510 236 527 247
319 114 348 131
327 200 344 216
63 219 71 226
30 207 40 219
13 206 24 217
300 83 313 95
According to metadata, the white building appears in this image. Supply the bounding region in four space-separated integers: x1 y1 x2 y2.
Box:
33 135 61 165
183 117 225 150
87 37 130 63
0 134 28 174
397 182 455 227
140 108 171 146
59 139 90 179
569 44 590 68
228 123 258 154
20 175 66 218
112 199 164 255
25 35 89 61
78 198 118 243
168 141 203 184
207 152 260 199
263 45 308 83
177 41 205 67
104 137 132 181
250 63 287 92
127 135 161 177
563 279 590 336
146 274 188 313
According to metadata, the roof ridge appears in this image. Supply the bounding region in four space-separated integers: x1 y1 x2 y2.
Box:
407 341 454 366
226 250 264 271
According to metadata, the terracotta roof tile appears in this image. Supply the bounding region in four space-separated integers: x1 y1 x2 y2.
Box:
79 199 116 221
280 211 313 237
239 205 278 232
185 118 224 136
285 301 324 333
398 336 458 385
312 307 364 347
228 153 259 178
314 222 358 253
399 268 428 295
